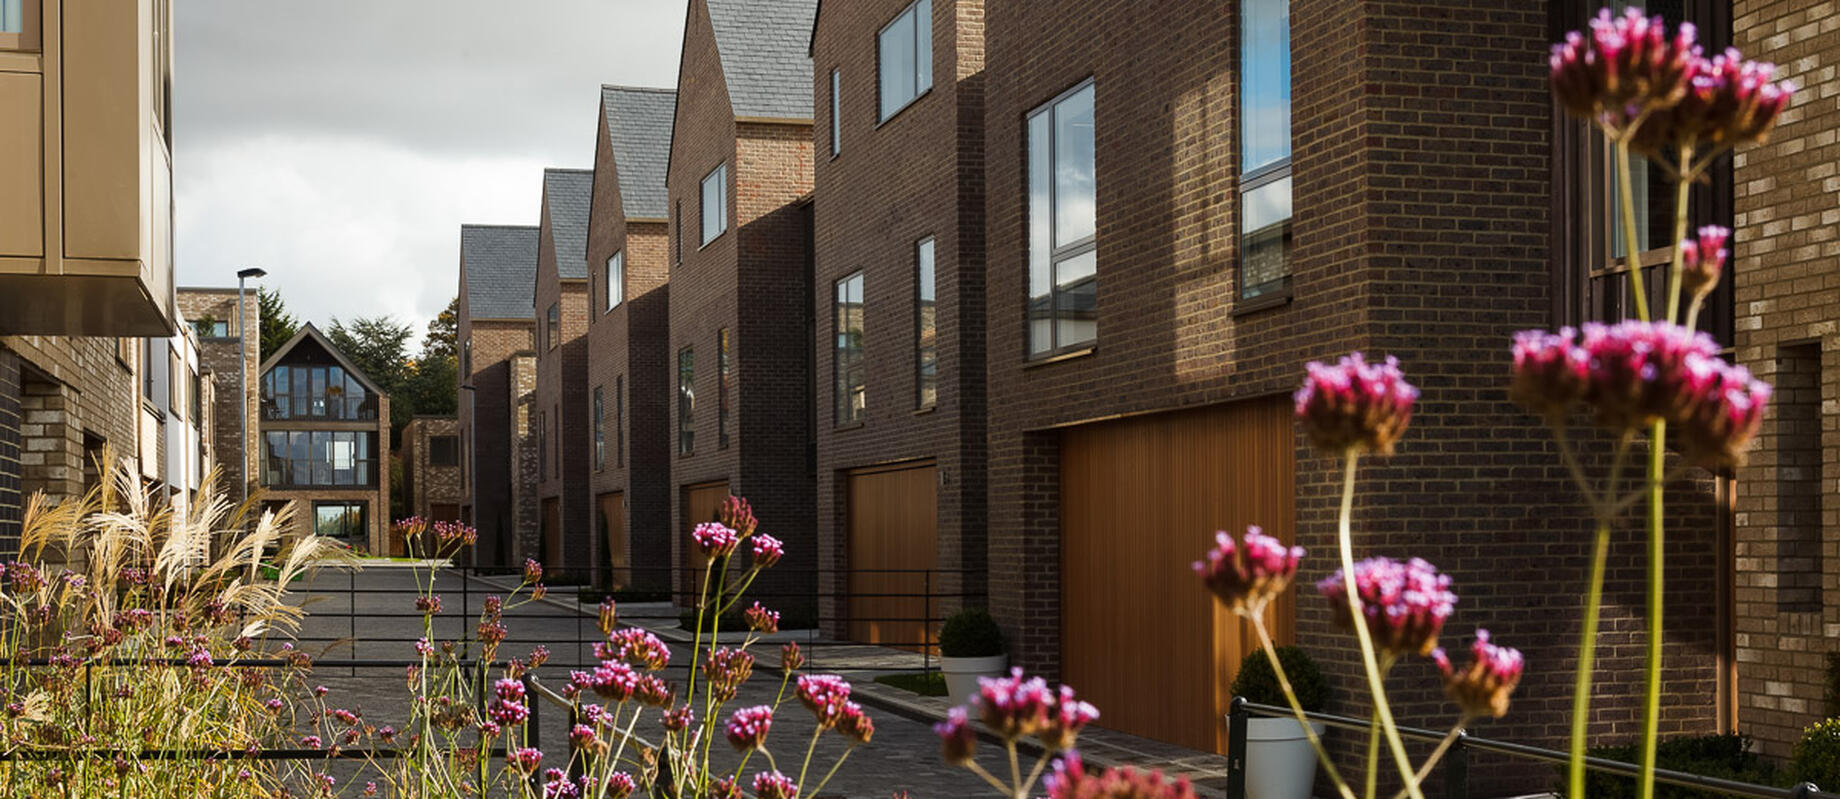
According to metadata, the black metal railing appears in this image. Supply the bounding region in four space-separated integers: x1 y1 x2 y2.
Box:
1227 698 1836 799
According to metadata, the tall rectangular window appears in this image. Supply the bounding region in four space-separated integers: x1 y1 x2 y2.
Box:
674 200 684 264
830 68 842 155
1027 81 1096 357
606 251 623 311
593 386 605 471
718 328 731 449
1 0 21 33
1239 0 1291 300
878 0 932 121
552 406 560 475
1 0 38 50
701 164 728 245
835 272 866 425
547 303 560 349
678 347 695 455
616 375 626 467
915 237 938 408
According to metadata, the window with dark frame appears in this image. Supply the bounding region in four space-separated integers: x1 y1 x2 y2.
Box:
546 303 560 350
718 328 731 449
915 237 938 408
835 272 866 424
1 0 40 51
830 68 842 155
616 375 625 467
878 0 932 121
312 501 367 540
606 251 623 311
538 410 547 480
701 164 728 245
261 364 378 421
261 431 378 488
1026 81 1097 357
678 347 695 455
593 386 605 471
674 200 683 264
430 435 459 467
1239 0 1292 302
552 405 559 475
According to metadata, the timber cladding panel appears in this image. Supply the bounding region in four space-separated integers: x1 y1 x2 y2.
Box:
845 461 939 651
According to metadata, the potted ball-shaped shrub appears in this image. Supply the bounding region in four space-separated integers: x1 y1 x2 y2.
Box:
1232 646 1329 799
938 607 1006 708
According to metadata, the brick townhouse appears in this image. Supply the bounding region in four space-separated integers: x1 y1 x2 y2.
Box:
585 86 677 592
458 224 541 566
666 0 819 609
978 0 1733 783
401 415 463 528
1730 0 1840 759
533 168 596 577
809 0 987 648
177 288 262 502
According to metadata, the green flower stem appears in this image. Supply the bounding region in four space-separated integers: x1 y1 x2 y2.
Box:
1569 434 1632 799
1365 706 1381 799
1008 738 1022 795
1392 720 1472 799
963 758 1014 795
1663 145 1695 324
1248 613 1355 799
809 747 857 798
1335 452 1425 799
1638 419 1666 799
796 723 824 789
1614 137 1652 324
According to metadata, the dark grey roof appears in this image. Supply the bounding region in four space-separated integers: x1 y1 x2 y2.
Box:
543 169 594 280
460 225 539 320
602 86 676 220
706 0 817 120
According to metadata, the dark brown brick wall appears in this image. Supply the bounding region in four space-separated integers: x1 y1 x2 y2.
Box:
0 347 20 551
667 0 817 610
982 0 1720 779
403 416 462 519
1731 0 1840 758
458 279 537 567
810 0 987 630
534 193 594 576
177 289 260 500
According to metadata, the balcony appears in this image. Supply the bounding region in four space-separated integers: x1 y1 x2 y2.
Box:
0 0 176 336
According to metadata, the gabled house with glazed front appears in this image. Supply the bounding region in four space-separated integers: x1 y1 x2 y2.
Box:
257 324 391 553
666 0 819 609
585 86 677 592
457 224 540 566
533 168 596 578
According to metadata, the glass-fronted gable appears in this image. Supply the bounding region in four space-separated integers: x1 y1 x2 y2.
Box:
260 338 379 421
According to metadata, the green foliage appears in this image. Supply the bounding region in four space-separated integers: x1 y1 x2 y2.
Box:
1794 718 1840 788
328 315 417 438
257 287 298 361
1576 734 1785 798
1231 646 1328 712
1825 653 1840 719
938 607 1005 658
876 671 949 697
421 297 458 362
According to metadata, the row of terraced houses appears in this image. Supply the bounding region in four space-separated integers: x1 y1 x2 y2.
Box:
450 0 1840 779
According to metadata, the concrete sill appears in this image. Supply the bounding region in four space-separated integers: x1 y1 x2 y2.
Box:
1232 289 1293 317
1023 346 1096 369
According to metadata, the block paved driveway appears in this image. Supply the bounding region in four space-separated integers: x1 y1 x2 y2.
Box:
287 564 1025 798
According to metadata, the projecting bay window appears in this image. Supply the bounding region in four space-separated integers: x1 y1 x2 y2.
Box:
262 431 378 488
678 347 695 455
1027 81 1096 357
1239 0 1292 302
606 251 624 311
915 237 938 408
878 0 932 121
835 272 866 425
701 164 728 245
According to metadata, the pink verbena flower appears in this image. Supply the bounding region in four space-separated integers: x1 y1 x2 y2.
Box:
1039 685 1100 751
692 522 740 558
1193 525 1303 614
976 668 1054 740
604 628 671 671
635 675 673 707
1676 360 1771 469
1295 353 1419 455
569 724 598 751
718 495 758 537
934 706 976 764
1679 225 1729 300
414 595 442 615
837 702 874 746
1635 48 1795 154
1044 751 1199 799
1579 320 1722 430
1433 629 1525 720
796 674 852 729
1318 556 1457 657
781 641 805 674
724 705 774 751
597 599 618 636
745 601 780 634
1511 327 1591 420
751 533 784 568
1550 7 1701 130
705 648 755 703
524 559 544 583
752 771 799 799
661 705 694 732
509 747 543 775
603 773 637 799
708 777 742 799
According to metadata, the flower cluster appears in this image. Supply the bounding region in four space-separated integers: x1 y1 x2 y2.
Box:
752 534 784 568
601 627 671 671
691 522 740 559
566 660 638 702
795 674 852 729
719 495 758 538
1318 557 1457 657
752 771 799 799
744 601 780 634
1044 752 1198 799
942 668 1099 754
704 647 755 702
1295 353 1419 455
1433 629 1525 720
1192 525 1303 614
723 705 773 751
1679 225 1729 300
487 678 529 727
1510 320 1771 467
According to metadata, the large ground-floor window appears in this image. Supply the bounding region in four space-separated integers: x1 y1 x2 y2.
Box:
313 501 366 540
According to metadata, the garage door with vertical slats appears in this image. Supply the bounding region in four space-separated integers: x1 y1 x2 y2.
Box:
681 482 730 606
599 492 627 588
847 462 939 651
1060 396 1295 753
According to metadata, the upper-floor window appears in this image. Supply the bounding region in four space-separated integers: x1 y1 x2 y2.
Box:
538 410 548 480
430 435 459 467
546 303 560 350
835 271 866 425
593 386 606 471
262 431 378 488
718 328 731 449
674 200 684 264
1239 0 1291 301
616 375 626 467
701 164 728 245
191 318 230 339
261 364 378 421
1 0 40 51
678 347 695 455
1027 81 1096 357
878 0 932 121
830 68 843 155
463 339 473 374
606 251 624 311
915 237 938 408
168 349 182 413
190 367 202 422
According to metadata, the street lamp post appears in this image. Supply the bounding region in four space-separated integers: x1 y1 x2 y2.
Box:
236 267 267 509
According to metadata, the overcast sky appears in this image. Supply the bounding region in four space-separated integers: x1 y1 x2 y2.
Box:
174 1 686 337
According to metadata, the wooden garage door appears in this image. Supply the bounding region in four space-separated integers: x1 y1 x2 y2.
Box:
599 492 627 588
542 498 562 571
1060 396 1295 754
681 481 730 606
847 462 939 651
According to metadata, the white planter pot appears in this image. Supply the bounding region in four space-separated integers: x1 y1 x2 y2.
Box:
940 654 1007 708
1243 717 1325 799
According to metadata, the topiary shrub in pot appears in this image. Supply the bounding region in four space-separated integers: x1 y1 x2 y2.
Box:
1232 646 1330 799
938 607 1006 708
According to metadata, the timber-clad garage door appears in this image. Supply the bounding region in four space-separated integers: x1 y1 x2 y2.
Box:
1060 396 1295 754
846 461 939 650
599 492 626 588
680 481 730 605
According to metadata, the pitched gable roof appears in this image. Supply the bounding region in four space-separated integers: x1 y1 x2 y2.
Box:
460 224 539 320
601 86 676 220
706 0 817 120
542 169 595 280
258 322 389 397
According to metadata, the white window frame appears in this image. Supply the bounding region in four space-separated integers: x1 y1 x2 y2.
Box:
877 0 932 122
700 163 728 246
